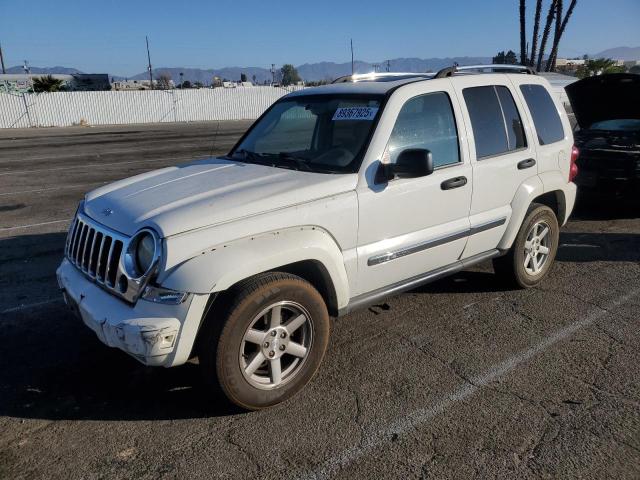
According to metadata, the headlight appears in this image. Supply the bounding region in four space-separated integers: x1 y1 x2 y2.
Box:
125 229 161 278
136 232 156 274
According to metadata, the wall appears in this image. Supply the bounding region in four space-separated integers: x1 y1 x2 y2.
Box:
0 86 304 128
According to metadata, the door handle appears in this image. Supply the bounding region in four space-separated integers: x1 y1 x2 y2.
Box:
517 158 536 170
441 176 467 190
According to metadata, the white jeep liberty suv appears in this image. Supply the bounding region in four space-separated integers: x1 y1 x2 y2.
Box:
57 65 578 410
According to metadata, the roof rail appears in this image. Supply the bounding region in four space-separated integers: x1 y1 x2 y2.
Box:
456 64 537 75
433 64 537 79
434 66 456 79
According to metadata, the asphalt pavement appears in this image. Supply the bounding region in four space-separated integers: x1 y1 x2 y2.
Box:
0 122 639 479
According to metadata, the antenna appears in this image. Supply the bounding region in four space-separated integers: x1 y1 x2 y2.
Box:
145 36 154 89
350 39 354 75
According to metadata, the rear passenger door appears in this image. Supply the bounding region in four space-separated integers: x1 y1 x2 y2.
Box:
452 78 538 258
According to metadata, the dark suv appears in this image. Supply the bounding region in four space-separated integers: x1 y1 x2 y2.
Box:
567 73 640 197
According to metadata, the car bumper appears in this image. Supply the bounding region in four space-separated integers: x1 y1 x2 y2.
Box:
56 258 209 367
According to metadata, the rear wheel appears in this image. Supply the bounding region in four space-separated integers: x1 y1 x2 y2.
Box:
199 272 330 410
493 203 559 288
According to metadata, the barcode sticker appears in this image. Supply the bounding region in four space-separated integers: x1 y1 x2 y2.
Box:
332 107 379 121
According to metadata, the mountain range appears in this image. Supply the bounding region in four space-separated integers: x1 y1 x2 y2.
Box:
5 46 638 85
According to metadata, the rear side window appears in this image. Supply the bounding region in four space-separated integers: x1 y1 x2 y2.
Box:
520 84 565 145
463 86 526 159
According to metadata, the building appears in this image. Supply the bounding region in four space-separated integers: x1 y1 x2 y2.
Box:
111 79 157 91
0 73 110 93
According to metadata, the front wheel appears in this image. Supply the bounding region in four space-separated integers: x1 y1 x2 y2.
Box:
199 272 330 410
493 203 560 288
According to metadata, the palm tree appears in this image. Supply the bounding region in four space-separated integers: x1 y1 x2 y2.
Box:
32 75 65 92
519 0 527 64
536 0 558 72
547 0 578 71
529 0 543 66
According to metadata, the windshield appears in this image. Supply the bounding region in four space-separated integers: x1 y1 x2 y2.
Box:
589 119 640 132
229 95 384 173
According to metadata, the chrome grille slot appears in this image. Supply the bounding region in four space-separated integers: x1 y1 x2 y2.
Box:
64 211 135 302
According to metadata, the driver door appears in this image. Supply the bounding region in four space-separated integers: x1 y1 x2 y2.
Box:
355 87 472 296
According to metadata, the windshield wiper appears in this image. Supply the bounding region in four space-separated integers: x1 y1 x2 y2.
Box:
232 149 272 166
275 152 313 172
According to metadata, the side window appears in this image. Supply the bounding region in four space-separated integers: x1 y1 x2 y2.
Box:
463 85 526 159
520 84 565 145
386 92 460 168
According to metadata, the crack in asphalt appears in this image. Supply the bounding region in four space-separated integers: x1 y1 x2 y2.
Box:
295 288 639 480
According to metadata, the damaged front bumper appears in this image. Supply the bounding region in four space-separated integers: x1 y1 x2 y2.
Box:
56 258 207 367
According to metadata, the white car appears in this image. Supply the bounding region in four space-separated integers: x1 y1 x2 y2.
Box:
57 65 578 409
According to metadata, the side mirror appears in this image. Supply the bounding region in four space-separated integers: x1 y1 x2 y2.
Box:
384 148 434 180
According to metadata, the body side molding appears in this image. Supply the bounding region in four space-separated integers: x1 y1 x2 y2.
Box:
367 217 506 267
341 249 501 316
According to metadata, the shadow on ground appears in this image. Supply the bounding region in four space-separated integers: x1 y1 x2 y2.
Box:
1 199 638 422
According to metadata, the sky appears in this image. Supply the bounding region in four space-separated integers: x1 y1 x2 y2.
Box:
1 0 639 76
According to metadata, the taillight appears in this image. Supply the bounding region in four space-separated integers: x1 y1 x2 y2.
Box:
569 145 579 182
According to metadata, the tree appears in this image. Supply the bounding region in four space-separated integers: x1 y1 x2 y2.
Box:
536 0 558 71
182 80 192 89
529 0 543 66
240 73 248 83
630 65 640 75
576 58 625 79
252 74 257 84
157 74 172 90
519 0 527 65
194 81 204 88
546 0 578 71
493 50 518 65
280 64 301 86
32 75 65 92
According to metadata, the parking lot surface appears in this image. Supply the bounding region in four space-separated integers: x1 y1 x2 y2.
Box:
1 122 639 479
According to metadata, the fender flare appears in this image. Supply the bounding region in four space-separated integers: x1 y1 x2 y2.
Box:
160 226 351 310
498 176 544 250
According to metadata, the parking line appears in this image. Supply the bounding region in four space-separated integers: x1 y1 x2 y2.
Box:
1 299 61 315
298 288 638 480
0 219 69 232
0 182 107 197
0 154 208 176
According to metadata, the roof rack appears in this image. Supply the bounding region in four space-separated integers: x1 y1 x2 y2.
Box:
435 64 537 78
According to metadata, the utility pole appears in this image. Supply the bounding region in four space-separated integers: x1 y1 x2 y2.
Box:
271 64 275 85
350 39 354 75
386 60 390 72
0 42 6 74
372 63 379 73
145 36 154 89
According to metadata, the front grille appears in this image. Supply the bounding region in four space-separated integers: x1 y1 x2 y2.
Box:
65 212 128 296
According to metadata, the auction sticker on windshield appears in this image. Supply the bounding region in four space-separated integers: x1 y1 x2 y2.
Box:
332 107 379 121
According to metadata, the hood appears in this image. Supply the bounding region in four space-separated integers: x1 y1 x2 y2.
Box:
84 157 358 237
566 73 640 129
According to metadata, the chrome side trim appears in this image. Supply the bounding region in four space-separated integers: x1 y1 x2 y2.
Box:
340 249 501 316
367 217 506 267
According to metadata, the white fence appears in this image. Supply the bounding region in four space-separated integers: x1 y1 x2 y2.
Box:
0 86 305 129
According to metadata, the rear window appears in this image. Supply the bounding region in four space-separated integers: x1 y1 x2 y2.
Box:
520 84 565 145
463 86 526 159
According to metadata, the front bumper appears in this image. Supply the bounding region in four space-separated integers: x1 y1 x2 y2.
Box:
56 258 208 367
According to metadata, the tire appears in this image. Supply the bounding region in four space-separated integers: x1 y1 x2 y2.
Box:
199 272 330 410
493 203 559 289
